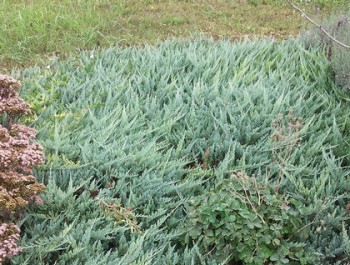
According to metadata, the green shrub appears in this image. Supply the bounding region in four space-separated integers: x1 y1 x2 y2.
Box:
185 171 313 265
9 37 350 264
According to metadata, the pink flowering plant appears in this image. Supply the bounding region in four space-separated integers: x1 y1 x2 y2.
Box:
0 74 45 263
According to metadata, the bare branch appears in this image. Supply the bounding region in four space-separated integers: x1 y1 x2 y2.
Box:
286 0 350 49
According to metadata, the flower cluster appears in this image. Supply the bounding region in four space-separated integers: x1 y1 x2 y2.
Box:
0 223 22 263
0 74 45 262
0 74 30 117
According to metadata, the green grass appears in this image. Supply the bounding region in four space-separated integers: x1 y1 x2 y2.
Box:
10 37 350 264
1 0 348 72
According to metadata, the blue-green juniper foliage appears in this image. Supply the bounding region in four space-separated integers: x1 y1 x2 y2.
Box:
9 37 350 264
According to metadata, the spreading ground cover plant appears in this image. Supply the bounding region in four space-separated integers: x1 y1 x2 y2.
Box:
7 37 350 264
186 171 312 265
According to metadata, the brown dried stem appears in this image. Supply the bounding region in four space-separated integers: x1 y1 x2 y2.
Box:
286 0 350 49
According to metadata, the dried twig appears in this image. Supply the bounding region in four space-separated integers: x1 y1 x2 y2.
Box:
296 198 328 233
98 199 141 234
232 172 267 224
286 0 350 49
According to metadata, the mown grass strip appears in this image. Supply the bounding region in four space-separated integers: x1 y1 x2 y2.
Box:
1 0 347 72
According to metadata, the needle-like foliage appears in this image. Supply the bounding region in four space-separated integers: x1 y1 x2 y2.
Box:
8 37 350 264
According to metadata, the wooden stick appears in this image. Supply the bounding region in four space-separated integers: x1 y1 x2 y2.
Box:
286 0 350 49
